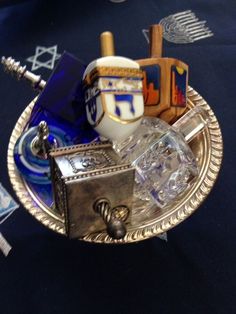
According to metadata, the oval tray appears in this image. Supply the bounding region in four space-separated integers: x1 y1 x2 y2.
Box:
7 86 223 244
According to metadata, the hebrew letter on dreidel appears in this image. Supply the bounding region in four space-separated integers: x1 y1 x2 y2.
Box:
114 94 135 117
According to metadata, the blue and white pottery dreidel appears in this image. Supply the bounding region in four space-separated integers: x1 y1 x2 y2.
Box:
83 32 144 141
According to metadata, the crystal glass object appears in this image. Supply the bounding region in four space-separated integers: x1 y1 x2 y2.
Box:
113 106 209 208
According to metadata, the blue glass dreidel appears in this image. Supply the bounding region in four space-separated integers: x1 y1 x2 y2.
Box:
14 121 73 184
113 106 210 208
83 31 144 141
1 54 97 145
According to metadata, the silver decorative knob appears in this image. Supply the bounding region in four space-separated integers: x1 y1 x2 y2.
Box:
93 198 129 239
31 121 58 159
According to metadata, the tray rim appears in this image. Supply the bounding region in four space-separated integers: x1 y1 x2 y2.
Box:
7 86 223 244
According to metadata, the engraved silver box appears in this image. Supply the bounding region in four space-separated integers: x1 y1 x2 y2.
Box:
49 142 135 239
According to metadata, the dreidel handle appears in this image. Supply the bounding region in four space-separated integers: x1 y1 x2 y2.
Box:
94 198 127 240
149 24 163 58
31 121 58 159
100 31 115 57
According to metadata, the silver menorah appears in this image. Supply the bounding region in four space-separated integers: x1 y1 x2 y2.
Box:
159 10 214 44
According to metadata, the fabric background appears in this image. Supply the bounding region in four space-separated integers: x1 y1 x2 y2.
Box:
0 0 235 313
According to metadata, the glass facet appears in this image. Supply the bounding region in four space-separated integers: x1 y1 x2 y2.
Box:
113 107 209 208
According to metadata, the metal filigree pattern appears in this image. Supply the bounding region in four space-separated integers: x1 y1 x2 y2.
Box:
7 86 223 243
66 150 116 173
84 66 143 86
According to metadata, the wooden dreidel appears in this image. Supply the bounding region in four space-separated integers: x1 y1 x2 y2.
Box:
83 32 144 141
137 24 189 124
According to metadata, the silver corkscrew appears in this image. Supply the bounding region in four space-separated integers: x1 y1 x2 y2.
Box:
1 56 46 91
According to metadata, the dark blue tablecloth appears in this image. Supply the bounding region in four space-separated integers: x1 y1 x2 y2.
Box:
0 1 235 313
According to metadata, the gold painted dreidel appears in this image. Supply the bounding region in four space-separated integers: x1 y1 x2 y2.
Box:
83 31 144 141
137 24 189 124
49 142 135 239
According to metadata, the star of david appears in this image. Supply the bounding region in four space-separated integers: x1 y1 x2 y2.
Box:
26 45 61 71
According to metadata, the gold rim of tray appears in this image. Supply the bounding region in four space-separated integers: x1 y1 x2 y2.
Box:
7 86 223 244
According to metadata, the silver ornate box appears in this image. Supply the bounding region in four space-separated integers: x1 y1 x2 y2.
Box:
49 142 135 239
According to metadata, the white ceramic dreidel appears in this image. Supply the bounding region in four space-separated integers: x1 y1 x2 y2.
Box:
83 32 144 141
